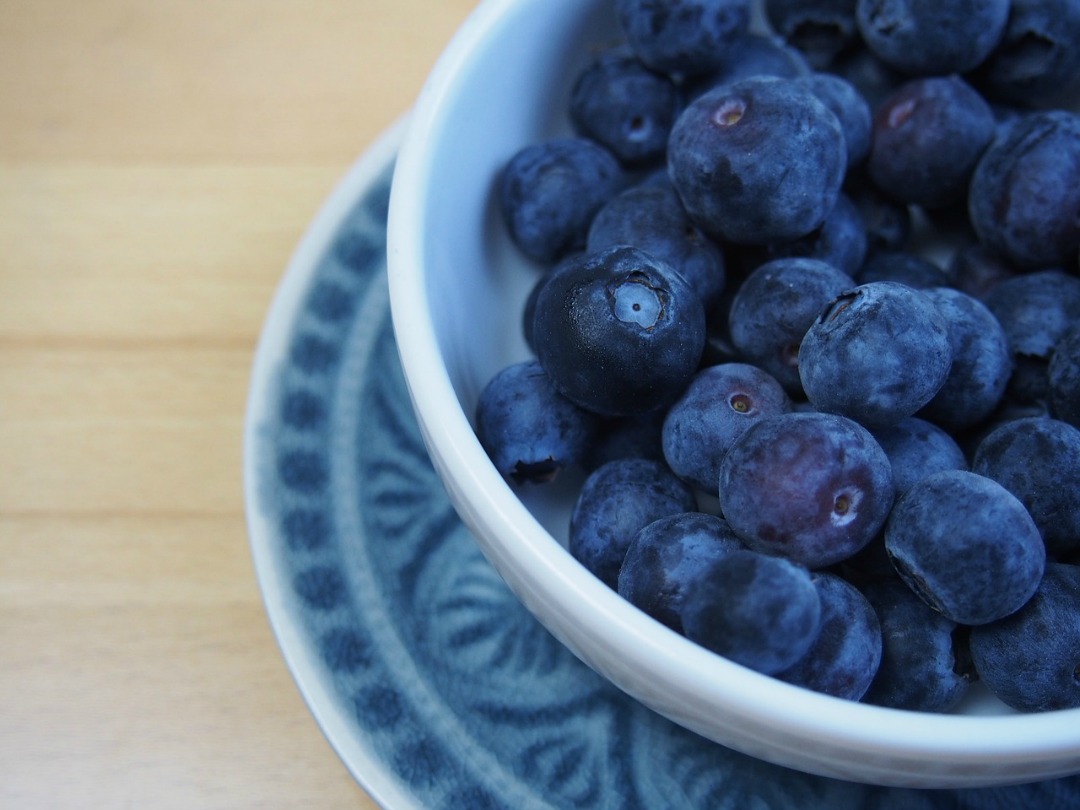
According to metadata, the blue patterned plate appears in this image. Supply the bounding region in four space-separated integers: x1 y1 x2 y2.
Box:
244 122 1080 809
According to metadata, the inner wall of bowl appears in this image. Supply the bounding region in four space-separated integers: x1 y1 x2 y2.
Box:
421 0 618 545
394 0 1080 782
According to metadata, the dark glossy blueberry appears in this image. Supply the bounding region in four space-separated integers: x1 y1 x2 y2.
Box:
870 416 967 496
1049 326 1080 428
586 180 726 310
799 281 953 428
973 417 1080 559
475 360 600 486
969 562 1080 712
971 0 1080 106
795 73 871 167
855 0 1010 76
918 287 1012 431
618 512 744 632
861 579 974 712
765 0 859 69
668 76 845 246
499 137 624 263
614 0 751 77
727 257 855 397
569 50 683 167
532 245 706 417
867 76 996 209
718 412 895 568
569 458 698 589
855 250 951 289
885 470 1046 625
661 363 792 492
776 571 882 701
583 410 667 471
947 242 1017 301
969 111 1080 269
751 192 868 278
680 549 822 674
844 172 911 255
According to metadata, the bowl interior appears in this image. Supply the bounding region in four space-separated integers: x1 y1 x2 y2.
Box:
387 0 1080 788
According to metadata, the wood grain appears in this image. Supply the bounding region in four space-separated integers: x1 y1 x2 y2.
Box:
0 1 478 806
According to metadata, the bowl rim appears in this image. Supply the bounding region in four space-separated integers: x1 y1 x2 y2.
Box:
386 0 1080 784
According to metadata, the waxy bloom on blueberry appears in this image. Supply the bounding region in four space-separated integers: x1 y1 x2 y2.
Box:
718 412 895 569
799 281 953 429
668 76 846 245
885 470 1045 626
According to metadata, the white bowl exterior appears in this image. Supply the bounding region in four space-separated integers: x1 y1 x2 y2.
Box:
387 0 1080 788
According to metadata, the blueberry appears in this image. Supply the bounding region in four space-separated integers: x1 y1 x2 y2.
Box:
795 73 872 167
918 287 1012 431
532 245 706 417
971 0 1080 107
614 0 752 78
867 75 996 209
885 470 1046 625
618 512 744 632
861 579 974 712
718 412 895 568
972 417 1080 560
661 362 792 492
751 192 868 278
569 50 683 167
586 180 726 310
765 0 860 70
680 549 822 674
854 0 1010 76
499 137 624 263
667 76 846 245
969 562 1080 712
776 571 882 701
475 360 600 485
727 257 855 397
798 281 953 429
855 250 952 289
1049 325 1080 428
870 416 968 496
569 458 698 589
968 110 1080 269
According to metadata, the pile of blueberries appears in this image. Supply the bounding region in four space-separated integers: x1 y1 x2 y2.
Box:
476 0 1080 713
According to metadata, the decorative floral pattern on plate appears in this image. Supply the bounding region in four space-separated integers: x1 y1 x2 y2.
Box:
247 135 1080 810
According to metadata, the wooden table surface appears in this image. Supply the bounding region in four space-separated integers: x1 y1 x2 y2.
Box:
0 2 477 806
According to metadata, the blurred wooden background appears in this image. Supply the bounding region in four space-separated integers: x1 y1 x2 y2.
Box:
0 1 477 806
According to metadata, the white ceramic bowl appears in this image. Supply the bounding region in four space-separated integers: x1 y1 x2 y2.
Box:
387 0 1080 788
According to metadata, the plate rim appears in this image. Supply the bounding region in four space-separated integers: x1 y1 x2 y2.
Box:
243 115 419 810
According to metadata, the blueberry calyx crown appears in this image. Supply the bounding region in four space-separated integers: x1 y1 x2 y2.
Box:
609 270 667 329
